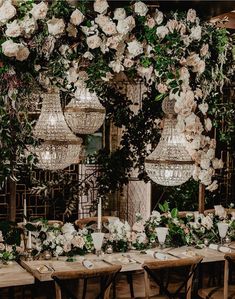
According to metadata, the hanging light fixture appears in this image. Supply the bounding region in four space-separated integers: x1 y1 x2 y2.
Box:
145 97 194 186
30 89 82 171
64 86 105 134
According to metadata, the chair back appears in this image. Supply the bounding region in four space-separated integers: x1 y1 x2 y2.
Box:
52 264 121 299
224 253 235 299
75 216 118 229
47 220 64 227
143 256 203 299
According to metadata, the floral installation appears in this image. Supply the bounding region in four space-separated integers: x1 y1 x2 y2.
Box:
131 213 148 250
0 225 21 263
0 0 234 200
105 218 132 252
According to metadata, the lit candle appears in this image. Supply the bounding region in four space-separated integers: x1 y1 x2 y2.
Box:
97 198 102 231
23 198 27 224
27 231 32 249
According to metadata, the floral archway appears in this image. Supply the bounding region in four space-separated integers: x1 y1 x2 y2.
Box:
0 0 234 211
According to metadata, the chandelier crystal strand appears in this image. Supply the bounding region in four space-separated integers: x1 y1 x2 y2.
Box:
64 87 105 134
31 89 82 170
145 97 194 186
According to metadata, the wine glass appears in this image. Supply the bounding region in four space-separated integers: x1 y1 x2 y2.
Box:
91 232 104 257
156 227 168 249
217 222 229 245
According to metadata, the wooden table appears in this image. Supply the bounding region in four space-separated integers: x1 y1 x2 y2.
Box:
0 261 34 288
19 245 233 282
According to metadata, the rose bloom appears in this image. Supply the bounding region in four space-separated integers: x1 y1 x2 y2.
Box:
187 9 197 23
195 88 203 99
206 181 218 192
106 35 122 49
5 20 22 37
67 23 77 37
186 53 200 66
96 15 117 35
109 60 124 73
117 16 135 34
63 242 72 253
94 0 109 14
201 215 213 230
204 117 212 131
113 8 126 20
47 17 65 36
134 1 148 16
71 235 85 248
101 71 113 82
200 158 210 170
154 9 163 25
30 2 48 20
21 14 37 37
167 19 179 33
2 40 19 58
206 148 215 160
156 26 169 39
0 1 16 24
86 34 102 49
157 83 168 94
179 67 190 83
145 17 156 29
16 44 30 61
190 26 202 41
127 40 143 57
70 9 84 26
212 158 223 169
200 44 209 57
198 169 212 186
123 58 134 68
132 222 144 233
198 102 208 115
137 66 153 82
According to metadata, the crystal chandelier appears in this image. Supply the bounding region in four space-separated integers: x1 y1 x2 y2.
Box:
31 89 82 170
64 87 105 134
145 97 194 186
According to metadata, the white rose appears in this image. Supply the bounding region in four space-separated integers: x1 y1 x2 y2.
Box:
157 83 168 94
16 44 30 61
94 0 109 14
109 60 124 73
86 34 102 49
137 66 153 82
198 102 208 115
201 215 213 230
179 67 190 83
117 16 135 34
200 44 209 57
212 158 223 169
186 53 200 66
21 14 37 37
134 1 148 16
200 158 210 170
30 2 48 20
5 20 22 37
145 17 156 29
70 9 84 26
206 148 215 160
190 26 202 41
67 67 78 83
198 169 212 186
123 58 134 68
113 8 126 20
106 35 123 50
95 15 116 35
206 181 218 192
0 1 16 24
167 19 179 33
154 9 163 25
1 40 19 57
204 118 212 131
47 17 65 36
127 40 143 57
193 60 205 74
156 26 169 39
83 51 94 60
187 9 197 23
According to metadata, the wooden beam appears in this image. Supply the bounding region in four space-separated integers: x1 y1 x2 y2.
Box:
198 183 205 213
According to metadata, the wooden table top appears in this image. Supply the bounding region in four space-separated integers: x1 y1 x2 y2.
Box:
0 261 35 288
19 244 234 282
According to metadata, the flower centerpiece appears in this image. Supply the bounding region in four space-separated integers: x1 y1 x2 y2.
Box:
131 213 148 250
106 219 131 252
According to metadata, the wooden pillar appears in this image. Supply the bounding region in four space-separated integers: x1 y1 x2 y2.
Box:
198 183 205 213
9 179 16 221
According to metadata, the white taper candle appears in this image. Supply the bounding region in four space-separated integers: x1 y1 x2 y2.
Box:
97 198 102 231
23 198 27 224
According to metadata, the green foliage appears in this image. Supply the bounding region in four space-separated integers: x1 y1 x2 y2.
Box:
0 221 21 246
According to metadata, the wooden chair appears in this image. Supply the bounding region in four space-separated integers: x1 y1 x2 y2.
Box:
140 256 203 299
75 216 118 229
198 253 235 299
47 220 64 227
51 265 121 299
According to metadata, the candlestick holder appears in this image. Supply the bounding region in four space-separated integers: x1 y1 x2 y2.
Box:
25 248 33 261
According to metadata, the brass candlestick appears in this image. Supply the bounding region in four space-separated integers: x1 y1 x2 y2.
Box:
25 248 33 261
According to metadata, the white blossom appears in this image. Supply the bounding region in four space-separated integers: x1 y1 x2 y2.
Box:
113 8 126 20
86 34 102 49
156 26 169 39
190 26 202 41
117 16 135 35
127 40 143 58
94 0 109 14
187 9 197 23
134 1 148 16
16 44 30 61
30 2 48 20
0 1 16 24
70 9 84 26
154 9 163 25
198 103 208 115
47 17 65 36
2 40 19 58
5 20 22 37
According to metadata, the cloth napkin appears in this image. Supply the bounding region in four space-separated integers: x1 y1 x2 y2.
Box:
145 250 168 260
82 260 94 269
209 244 231 253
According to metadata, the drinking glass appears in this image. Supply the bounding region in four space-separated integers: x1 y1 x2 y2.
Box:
91 232 104 257
156 227 168 249
217 222 229 245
